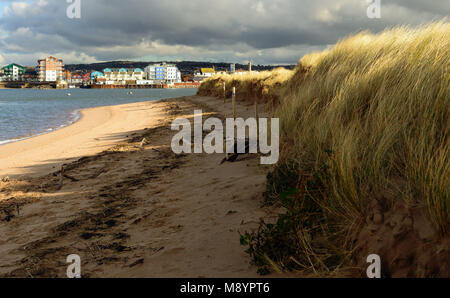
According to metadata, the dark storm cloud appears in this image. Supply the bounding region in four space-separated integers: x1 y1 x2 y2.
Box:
0 0 448 65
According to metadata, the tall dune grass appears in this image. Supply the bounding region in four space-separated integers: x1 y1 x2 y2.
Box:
277 21 449 232
265 22 448 275
199 20 450 274
197 68 294 106
200 21 449 275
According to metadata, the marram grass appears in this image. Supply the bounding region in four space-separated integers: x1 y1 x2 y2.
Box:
197 68 294 106
200 21 449 274
278 21 449 233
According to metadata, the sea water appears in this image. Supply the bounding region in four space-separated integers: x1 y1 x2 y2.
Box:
0 88 197 145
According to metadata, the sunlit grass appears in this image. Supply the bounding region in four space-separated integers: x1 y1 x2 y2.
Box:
198 68 294 106
201 21 449 275
278 21 449 233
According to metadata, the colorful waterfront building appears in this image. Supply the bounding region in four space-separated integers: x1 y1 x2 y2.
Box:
194 67 216 81
132 68 145 82
200 68 216 77
71 73 83 84
63 70 72 82
155 66 164 80
144 63 181 83
90 71 104 81
1 63 26 81
102 68 145 85
37 56 64 82
82 73 91 83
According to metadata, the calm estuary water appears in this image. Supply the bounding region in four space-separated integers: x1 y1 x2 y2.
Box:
0 88 197 145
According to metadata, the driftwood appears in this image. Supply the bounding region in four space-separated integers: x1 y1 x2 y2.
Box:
139 138 147 148
63 174 79 182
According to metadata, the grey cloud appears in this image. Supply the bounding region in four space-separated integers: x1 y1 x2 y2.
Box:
0 0 448 65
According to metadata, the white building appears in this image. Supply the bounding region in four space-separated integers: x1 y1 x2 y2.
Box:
37 56 64 82
144 65 157 80
1 63 26 81
166 66 177 83
194 67 216 81
144 63 182 83
102 68 145 84
193 68 216 81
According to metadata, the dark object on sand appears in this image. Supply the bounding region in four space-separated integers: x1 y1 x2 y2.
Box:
221 138 251 164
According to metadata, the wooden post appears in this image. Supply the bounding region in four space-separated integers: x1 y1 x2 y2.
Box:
223 82 226 103
255 99 259 134
232 87 236 120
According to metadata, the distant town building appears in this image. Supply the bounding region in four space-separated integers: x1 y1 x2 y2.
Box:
182 74 193 82
71 73 83 84
133 68 145 81
91 71 105 81
144 63 182 83
23 69 38 82
1 63 26 81
230 63 236 74
102 68 146 85
82 73 91 83
166 65 181 83
63 70 72 82
156 66 165 80
194 67 216 81
37 56 64 82
200 68 216 77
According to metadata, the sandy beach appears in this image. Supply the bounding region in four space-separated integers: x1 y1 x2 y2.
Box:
0 101 168 178
0 95 278 278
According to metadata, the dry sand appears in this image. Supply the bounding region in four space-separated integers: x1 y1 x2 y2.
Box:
0 95 280 278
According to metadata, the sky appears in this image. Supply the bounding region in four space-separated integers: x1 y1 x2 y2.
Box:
0 0 448 66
